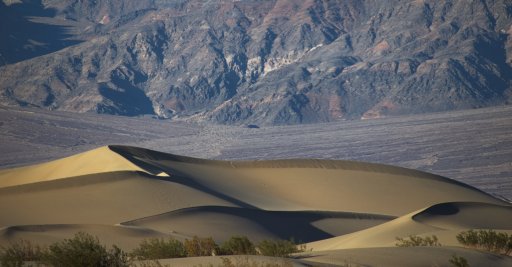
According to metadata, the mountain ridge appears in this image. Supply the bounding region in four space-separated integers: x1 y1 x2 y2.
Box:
0 0 511 125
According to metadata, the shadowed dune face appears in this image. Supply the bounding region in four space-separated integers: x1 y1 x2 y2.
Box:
0 145 511 266
109 145 507 213
306 201 512 251
412 202 512 230
122 206 395 243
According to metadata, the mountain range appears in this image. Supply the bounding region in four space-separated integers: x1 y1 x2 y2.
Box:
1 0 511 125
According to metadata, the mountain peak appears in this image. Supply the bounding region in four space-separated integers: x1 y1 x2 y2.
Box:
0 0 511 125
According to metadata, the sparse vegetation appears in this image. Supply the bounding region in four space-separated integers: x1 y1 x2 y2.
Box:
184 236 219 257
131 238 186 260
0 239 45 267
41 232 129 267
0 233 311 266
395 235 441 247
256 239 304 257
220 236 256 255
456 229 512 255
449 254 470 267
0 233 129 267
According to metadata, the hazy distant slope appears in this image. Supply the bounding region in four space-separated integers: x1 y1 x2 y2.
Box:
0 0 511 124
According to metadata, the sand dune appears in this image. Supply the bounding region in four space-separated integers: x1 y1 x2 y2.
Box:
0 224 170 250
0 146 149 188
148 247 512 267
299 246 512 267
0 171 233 227
111 145 507 214
122 206 394 243
413 202 512 229
307 202 512 251
0 145 510 266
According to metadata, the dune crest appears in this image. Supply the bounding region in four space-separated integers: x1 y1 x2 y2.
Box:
0 146 153 188
0 145 510 266
307 201 512 251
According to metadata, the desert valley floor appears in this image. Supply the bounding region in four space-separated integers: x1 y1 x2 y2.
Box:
0 106 511 266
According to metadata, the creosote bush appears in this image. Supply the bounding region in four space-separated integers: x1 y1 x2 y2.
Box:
131 238 186 260
256 239 304 257
456 229 512 255
42 232 129 267
395 235 441 247
184 236 219 257
220 235 256 255
1 233 308 266
449 254 470 267
0 232 129 267
0 239 45 267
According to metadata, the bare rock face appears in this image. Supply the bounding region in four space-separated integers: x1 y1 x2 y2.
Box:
0 0 511 125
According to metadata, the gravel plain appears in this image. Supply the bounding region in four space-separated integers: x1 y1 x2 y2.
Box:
1 105 511 200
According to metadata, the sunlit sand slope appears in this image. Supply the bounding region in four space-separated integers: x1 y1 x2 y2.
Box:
0 145 510 266
0 146 148 188
307 202 512 250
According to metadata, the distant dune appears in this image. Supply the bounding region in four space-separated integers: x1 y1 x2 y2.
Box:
0 145 511 266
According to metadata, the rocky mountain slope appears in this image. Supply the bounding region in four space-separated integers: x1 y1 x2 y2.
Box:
0 0 511 125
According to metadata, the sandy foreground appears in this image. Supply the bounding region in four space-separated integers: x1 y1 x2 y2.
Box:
0 145 511 266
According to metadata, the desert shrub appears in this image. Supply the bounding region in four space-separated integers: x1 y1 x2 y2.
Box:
184 236 219 257
220 236 256 255
395 235 441 247
0 239 45 267
107 245 130 267
41 232 129 267
449 254 470 267
131 238 186 260
256 239 303 257
456 229 512 255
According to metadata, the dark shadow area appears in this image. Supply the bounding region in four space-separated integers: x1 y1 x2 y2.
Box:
0 0 83 65
113 152 260 210
107 145 396 243
418 202 459 216
125 205 394 243
97 81 155 116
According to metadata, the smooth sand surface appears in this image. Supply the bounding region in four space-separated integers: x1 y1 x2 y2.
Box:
136 247 512 267
0 145 510 266
307 202 512 251
122 206 394 243
0 146 148 188
299 247 512 267
0 224 170 250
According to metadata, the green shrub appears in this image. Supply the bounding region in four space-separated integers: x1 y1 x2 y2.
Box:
256 239 303 257
41 232 129 267
0 239 45 267
456 229 512 255
449 254 470 267
184 236 219 257
220 236 256 255
131 238 186 260
106 245 130 267
395 235 441 247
